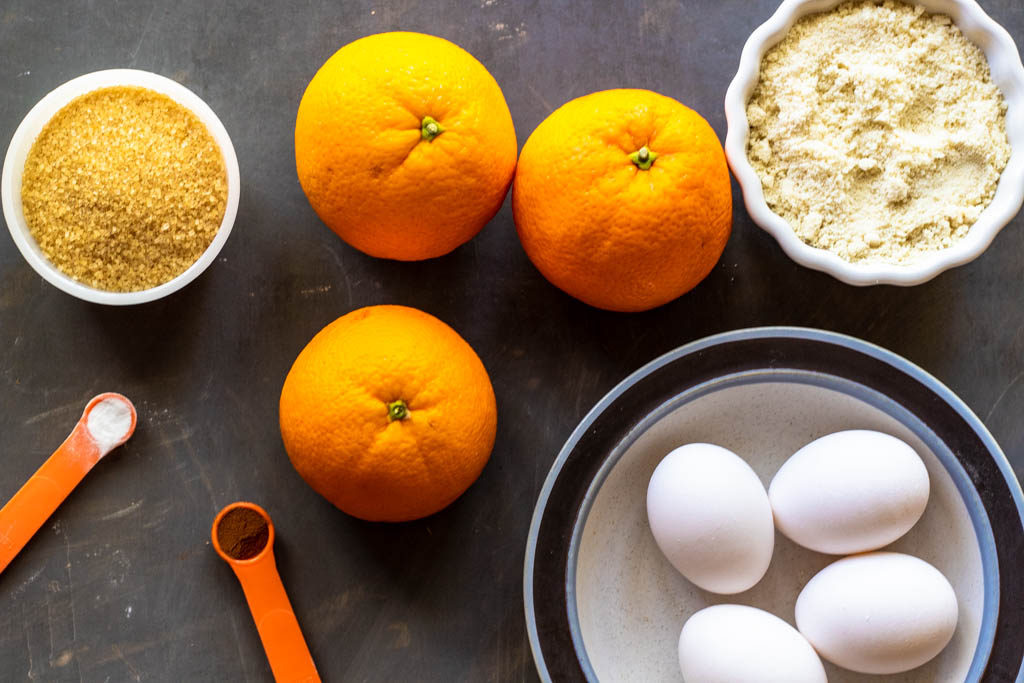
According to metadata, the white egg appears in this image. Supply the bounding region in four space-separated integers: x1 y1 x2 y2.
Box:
768 430 929 554
796 552 958 674
647 443 773 594
679 604 827 683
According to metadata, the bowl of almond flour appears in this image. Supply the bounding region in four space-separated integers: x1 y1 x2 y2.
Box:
1 69 240 304
725 0 1024 286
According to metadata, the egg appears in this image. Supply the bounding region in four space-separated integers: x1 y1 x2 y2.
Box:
768 430 929 554
678 604 827 683
796 552 958 674
646 443 773 594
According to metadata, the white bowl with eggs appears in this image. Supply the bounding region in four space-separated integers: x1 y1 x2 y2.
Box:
724 0 1024 286
1 69 240 305
524 328 1024 682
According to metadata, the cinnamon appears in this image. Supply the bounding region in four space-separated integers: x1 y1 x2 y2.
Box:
217 507 269 560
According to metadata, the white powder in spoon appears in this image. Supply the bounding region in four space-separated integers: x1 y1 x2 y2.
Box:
87 397 134 452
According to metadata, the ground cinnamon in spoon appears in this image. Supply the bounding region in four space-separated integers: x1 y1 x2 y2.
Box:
217 507 269 560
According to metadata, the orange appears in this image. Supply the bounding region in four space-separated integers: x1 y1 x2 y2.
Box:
279 305 497 522
512 89 732 312
294 32 518 261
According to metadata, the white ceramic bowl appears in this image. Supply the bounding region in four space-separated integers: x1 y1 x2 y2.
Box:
724 0 1024 286
1 69 240 305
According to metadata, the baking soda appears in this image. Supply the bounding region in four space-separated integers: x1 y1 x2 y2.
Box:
87 398 133 452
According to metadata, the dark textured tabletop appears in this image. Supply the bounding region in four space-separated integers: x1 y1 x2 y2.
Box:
1 1 1023 681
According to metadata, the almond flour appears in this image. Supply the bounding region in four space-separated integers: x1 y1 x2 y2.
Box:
747 0 1011 265
21 86 228 292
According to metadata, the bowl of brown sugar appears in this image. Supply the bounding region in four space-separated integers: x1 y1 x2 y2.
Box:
2 69 240 304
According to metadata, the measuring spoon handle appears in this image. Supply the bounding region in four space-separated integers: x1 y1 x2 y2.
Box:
0 423 101 575
232 550 321 683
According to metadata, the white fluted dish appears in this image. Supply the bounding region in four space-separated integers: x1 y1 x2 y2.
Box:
724 0 1024 286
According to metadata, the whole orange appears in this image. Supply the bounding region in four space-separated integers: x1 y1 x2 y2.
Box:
294 32 517 261
512 89 732 312
279 305 497 522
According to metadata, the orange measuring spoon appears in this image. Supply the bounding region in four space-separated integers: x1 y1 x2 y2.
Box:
212 502 320 683
0 392 137 576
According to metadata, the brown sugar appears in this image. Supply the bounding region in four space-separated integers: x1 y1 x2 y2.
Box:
20 86 228 292
217 507 269 560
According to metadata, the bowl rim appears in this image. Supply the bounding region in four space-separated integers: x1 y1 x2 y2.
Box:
1 68 241 305
723 0 1024 286
523 327 1024 682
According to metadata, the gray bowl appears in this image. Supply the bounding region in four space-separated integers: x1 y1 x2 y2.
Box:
525 328 1024 682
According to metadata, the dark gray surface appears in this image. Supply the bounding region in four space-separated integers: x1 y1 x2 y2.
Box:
0 1 1022 681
